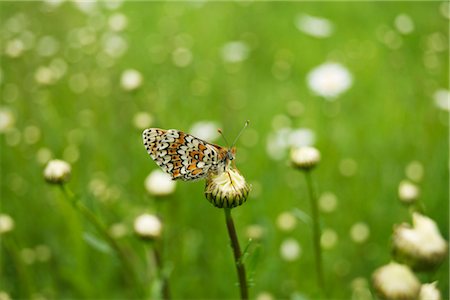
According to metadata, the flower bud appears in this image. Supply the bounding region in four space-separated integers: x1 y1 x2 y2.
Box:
144 170 176 197
133 214 162 240
43 159 71 184
0 214 14 234
204 168 250 209
290 146 320 170
372 262 421 300
392 213 448 271
419 282 441 300
398 180 419 204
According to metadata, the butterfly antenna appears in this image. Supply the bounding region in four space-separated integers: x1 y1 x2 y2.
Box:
217 128 230 147
230 120 250 148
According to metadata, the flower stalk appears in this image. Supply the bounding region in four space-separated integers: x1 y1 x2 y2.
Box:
151 246 170 299
224 208 248 300
59 184 138 294
304 170 325 295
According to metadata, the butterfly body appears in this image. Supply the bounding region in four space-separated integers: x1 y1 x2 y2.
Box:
143 128 236 181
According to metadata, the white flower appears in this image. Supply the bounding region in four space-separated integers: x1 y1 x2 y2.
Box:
133 214 162 240
350 222 370 243
280 238 301 261
393 213 448 270
419 282 441 300
0 108 15 133
276 211 297 231
144 170 176 197
221 41 249 63
372 262 421 300
120 69 142 91
172 47 193 67
398 180 420 204
307 62 353 99
246 224 264 240
266 127 315 161
290 146 321 170
204 168 250 208
133 112 153 130
394 14 415 35
43 159 71 184
189 121 220 142
295 14 334 38
321 229 338 249
0 214 14 234
108 13 128 32
433 89 450 111
319 192 338 213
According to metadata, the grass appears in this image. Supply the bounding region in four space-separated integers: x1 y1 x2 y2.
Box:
1 1 448 299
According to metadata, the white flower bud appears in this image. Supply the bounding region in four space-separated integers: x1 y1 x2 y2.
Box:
398 180 419 204
372 262 421 300
419 282 441 300
144 170 176 197
0 214 14 234
392 213 448 271
133 214 162 240
290 146 320 170
43 159 71 184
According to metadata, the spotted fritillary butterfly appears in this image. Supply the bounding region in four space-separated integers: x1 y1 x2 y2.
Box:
142 122 248 181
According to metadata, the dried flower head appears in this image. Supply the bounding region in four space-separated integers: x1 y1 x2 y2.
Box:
133 214 162 240
43 159 71 184
372 262 421 300
204 168 250 209
392 213 448 271
290 146 321 170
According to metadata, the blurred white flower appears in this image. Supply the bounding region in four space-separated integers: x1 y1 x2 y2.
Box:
405 161 424 182
419 282 442 300
280 238 301 261
5 38 25 58
120 69 142 91
103 0 123 10
221 41 249 63
255 291 274 300
133 112 154 130
245 224 264 240
109 222 128 238
0 291 12 300
295 14 334 38
37 36 60 57
350 222 370 243
372 262 421 300
433 89 450 111
321 228 338 249
144 170 176 197
393 213 448 271
172 47 193 67
0 108 15 133
134 213 162 240
307 62 353 99
290 146 321 170
398 180 419 204
394 14 415 35
0 214 14 234
72 0 98 14
102 33 128 58
43 159 71 184
339 158 358 177
276 211 297 231
108 13 128 32
266 127 315 160
189 121 220 142
35 66 57 85
319 192 338 213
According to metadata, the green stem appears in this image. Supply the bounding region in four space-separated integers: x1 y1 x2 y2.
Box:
304 171 325 295
59 184 138 295
152 246 170 299
224 208 248 300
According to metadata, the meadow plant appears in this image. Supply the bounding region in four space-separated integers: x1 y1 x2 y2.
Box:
205 168 251 300
290 146 325 295
134 214 170 299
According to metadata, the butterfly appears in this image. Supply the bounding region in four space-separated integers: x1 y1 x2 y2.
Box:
142 121 248 181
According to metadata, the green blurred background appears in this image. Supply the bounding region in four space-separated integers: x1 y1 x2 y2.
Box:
1 1 448 299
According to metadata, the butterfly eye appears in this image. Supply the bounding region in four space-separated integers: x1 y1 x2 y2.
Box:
227 152 234 161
